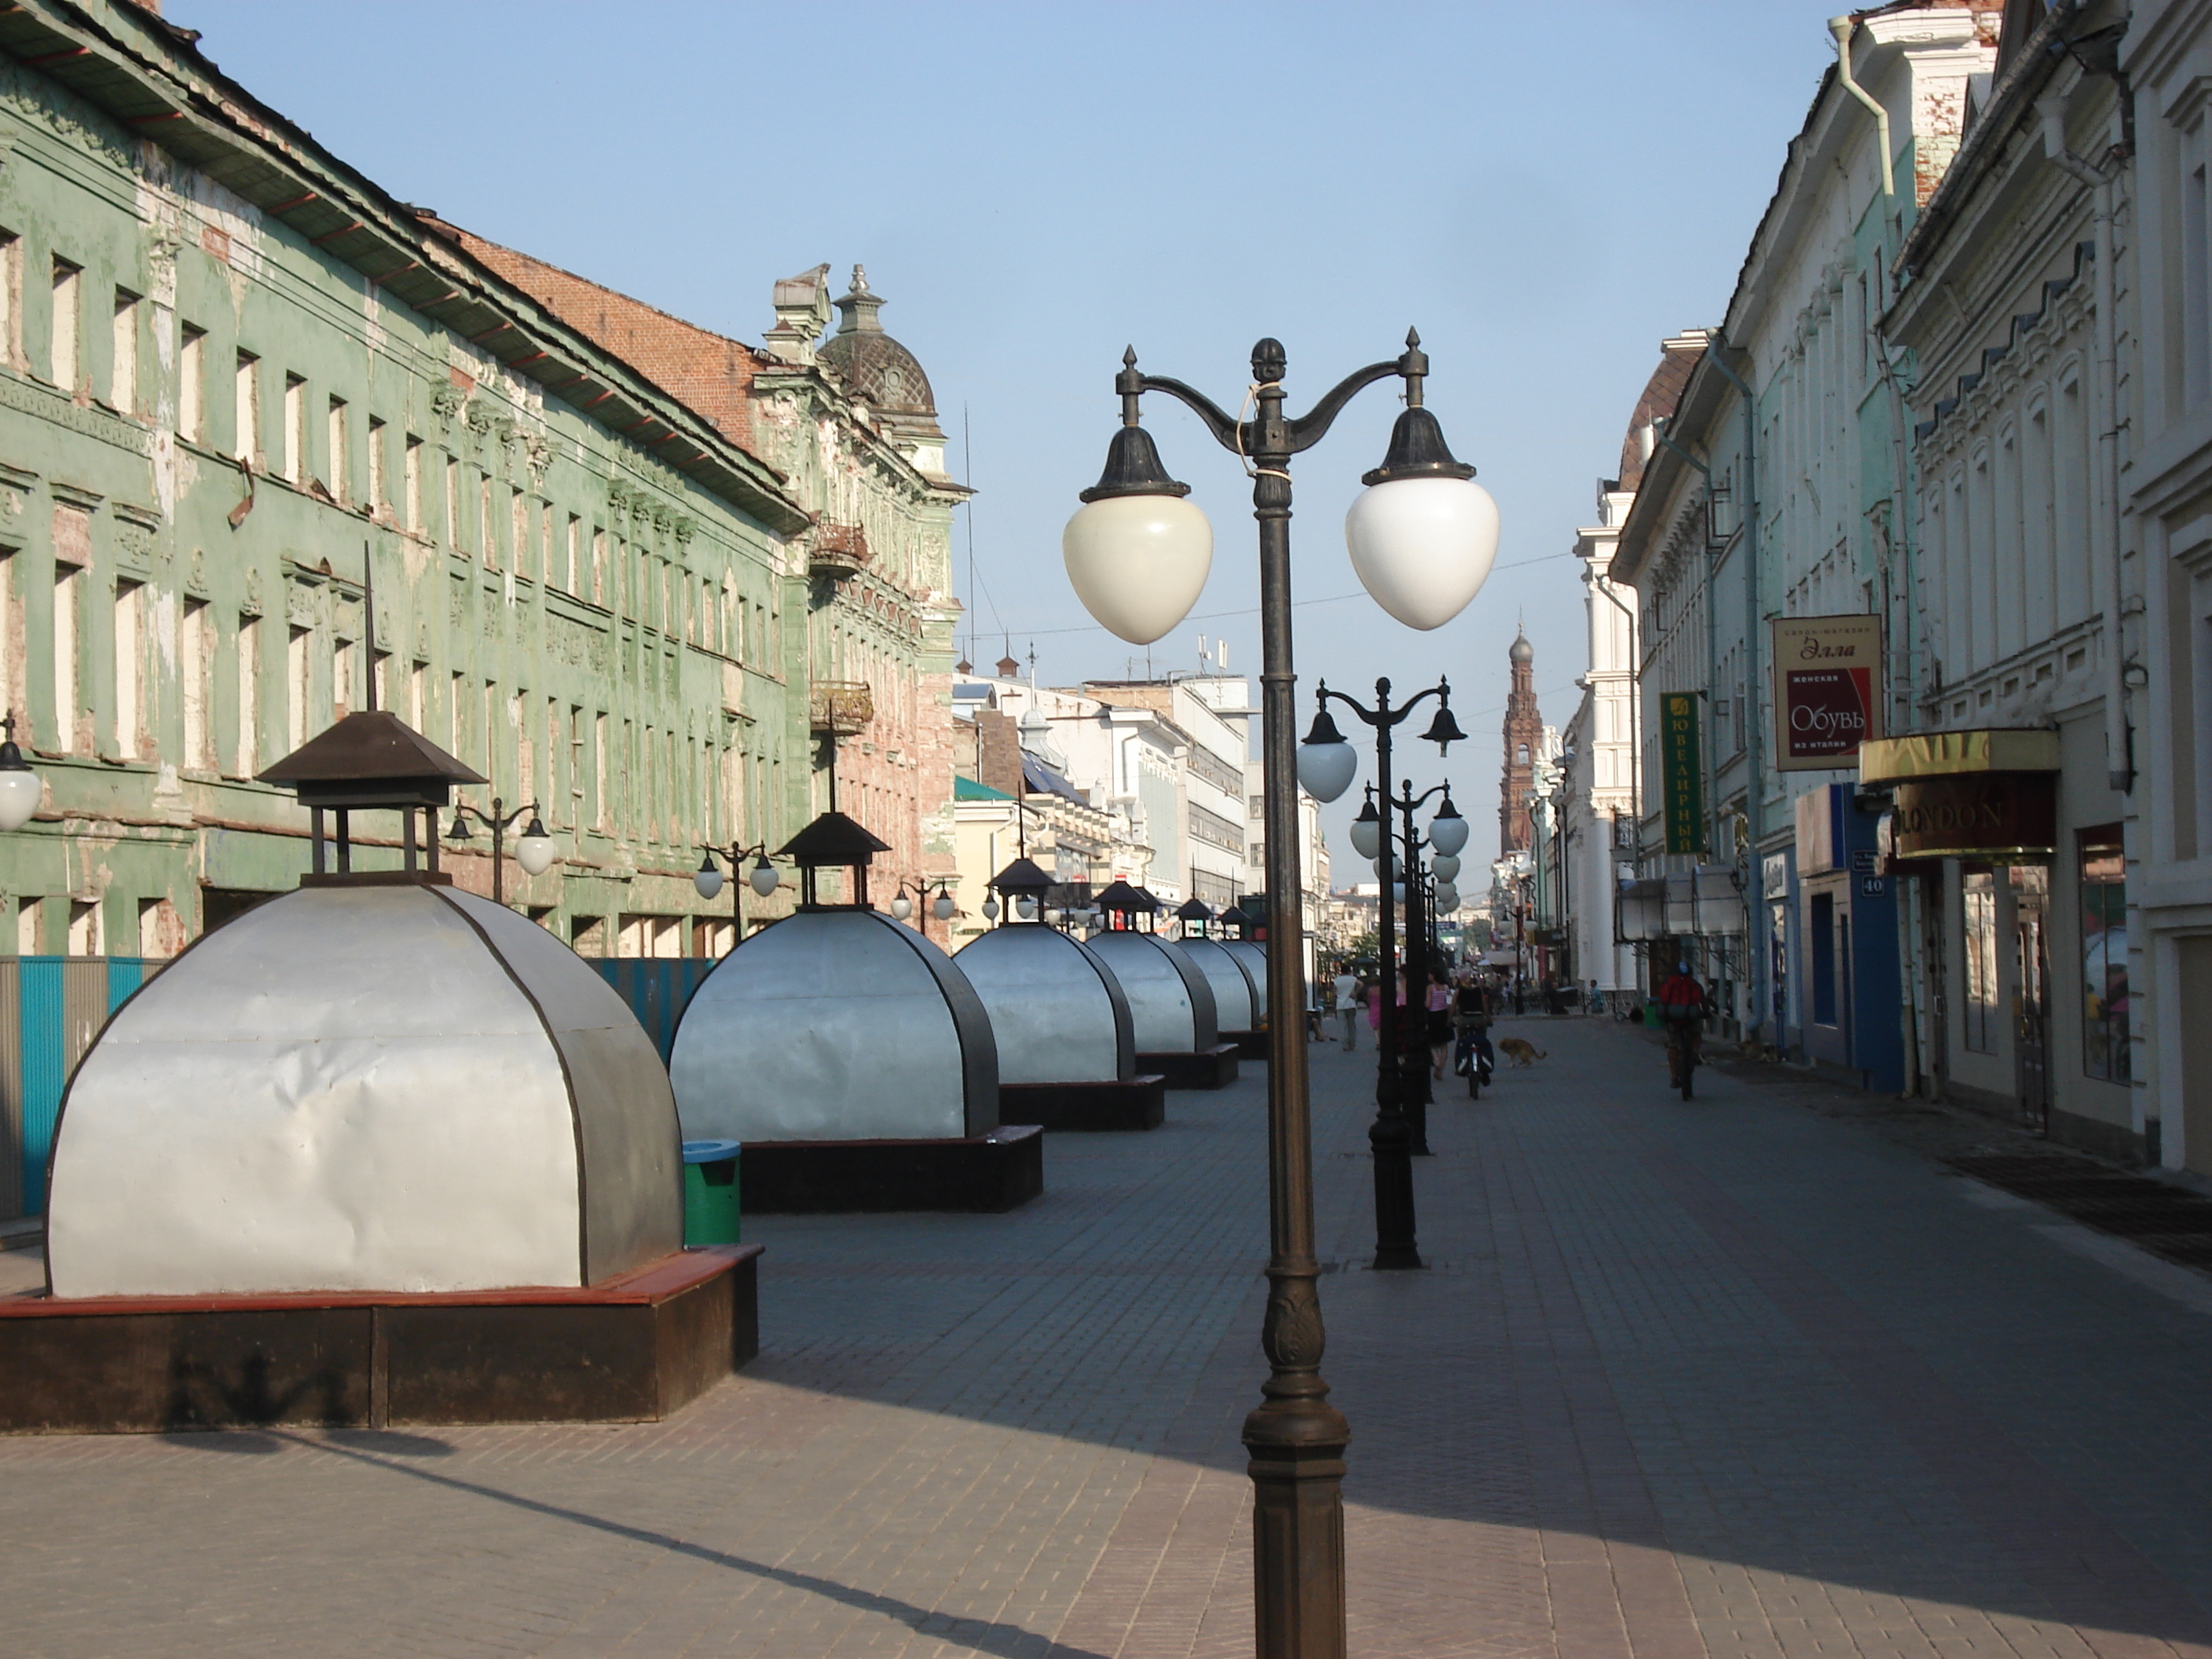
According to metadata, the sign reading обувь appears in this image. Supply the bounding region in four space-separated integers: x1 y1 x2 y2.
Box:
1772 614 1884 771
1660 692 1704 855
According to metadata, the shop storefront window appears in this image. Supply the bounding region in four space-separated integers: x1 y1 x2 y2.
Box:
1963 870 1998 1053
2080 826 2128 1082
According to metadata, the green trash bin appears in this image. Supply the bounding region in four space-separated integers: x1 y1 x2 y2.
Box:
681 1138 742 1245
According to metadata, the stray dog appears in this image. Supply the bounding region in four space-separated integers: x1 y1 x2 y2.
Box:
1496 1037 1547 1068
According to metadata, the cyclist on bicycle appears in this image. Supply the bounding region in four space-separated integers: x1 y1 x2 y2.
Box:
1656 960 1708 1090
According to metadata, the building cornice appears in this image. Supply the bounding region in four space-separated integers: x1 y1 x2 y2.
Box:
5 0 811 535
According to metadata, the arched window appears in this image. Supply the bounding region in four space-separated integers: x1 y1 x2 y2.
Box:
1516 744 1529 764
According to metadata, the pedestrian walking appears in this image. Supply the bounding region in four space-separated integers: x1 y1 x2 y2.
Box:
1332 965 1361 1050
1425 969 1453 1080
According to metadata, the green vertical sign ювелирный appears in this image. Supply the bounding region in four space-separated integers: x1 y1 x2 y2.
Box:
1661 692 1705 855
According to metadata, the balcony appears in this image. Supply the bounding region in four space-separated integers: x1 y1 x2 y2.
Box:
808 522 871 578
810 679 874 737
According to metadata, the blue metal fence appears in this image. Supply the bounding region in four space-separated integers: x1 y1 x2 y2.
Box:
593 958 716 1065
3 957 156 1221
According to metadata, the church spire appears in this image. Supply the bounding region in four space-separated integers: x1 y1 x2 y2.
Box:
1500 629 1540 853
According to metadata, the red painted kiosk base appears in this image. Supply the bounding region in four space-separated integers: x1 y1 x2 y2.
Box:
1139 1043 1242 1090
740 1125 1044 1214
999 1076 1166 1132
0 1244 760 1434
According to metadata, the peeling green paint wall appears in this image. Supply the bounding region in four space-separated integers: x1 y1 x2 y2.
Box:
0 41 808 956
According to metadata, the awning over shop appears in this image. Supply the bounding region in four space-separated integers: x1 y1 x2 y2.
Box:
1857 728 2060 862
1856 727 2060 784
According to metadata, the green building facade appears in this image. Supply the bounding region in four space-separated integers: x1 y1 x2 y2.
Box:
0 0 818 960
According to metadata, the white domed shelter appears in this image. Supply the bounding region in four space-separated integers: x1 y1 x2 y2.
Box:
1082 883 1240 1090
954 860 1165 1131
43 711 683 1300
670 813 1036 1211
1178 937 1262 1037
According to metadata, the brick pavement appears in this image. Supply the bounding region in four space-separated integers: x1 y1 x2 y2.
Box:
4 1020 2212 1657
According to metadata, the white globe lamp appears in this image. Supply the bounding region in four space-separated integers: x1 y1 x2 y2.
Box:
1428 793 1470 858
1295 700 1359 803
932 886 957 922
749 856 781 899
1433 881 1460 913
1063 387 1212 646
1345 400 1500 632
514 815 558 878
891 888 914 922
0 716 38 834
692 849 724 903
1347 797 1382 860
1430 854 1460 884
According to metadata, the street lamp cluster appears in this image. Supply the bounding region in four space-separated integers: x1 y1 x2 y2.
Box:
1062 330 1498 1659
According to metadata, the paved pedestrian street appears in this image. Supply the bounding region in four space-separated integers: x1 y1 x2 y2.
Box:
6 1020 2212 1659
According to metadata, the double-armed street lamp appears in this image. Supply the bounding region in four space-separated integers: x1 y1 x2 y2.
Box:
1063 330 1498 1659
884 874 958 928
1296 677 1463 1260
694 842 782 948
447 796 556 907
1381 776 1468 1158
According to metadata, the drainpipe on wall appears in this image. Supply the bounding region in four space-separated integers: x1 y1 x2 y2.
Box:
1829 16 1896 200
2039 91 2133 794
1838 13 1929 1099
1701 339 1767 1043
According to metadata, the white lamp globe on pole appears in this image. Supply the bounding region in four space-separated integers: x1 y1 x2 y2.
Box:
1344 397 1500 632
1347 796 1382 860
514 815 558 878
932 885 957 922
1428 791 1470 859
1433 881 1460 914
1430 854 1460 884
693 849 724 903
891 888 914 922
1062 354 1213 646
1295 705 1359 803
0 716 42 834
749 856 781 899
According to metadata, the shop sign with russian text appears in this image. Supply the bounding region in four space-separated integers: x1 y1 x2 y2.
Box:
1661 692 1705 855
1772 614 1884 771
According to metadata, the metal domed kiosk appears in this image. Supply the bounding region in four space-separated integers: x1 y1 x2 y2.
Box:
1174 900 1265 1061
0 710 756 1435
1218 901 1273 1053
1082 882 1239 1090
670 812 1038 1214
955 859 1166 1132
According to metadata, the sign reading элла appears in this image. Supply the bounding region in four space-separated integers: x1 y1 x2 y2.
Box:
1771 614 1884 772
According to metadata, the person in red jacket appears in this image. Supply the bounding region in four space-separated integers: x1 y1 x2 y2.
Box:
1655 960 1708 1087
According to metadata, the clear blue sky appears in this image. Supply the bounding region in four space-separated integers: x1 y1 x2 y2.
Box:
171 0 1835 874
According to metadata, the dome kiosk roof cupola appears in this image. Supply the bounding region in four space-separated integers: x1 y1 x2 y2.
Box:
1174 896 1214 937
954 859 1166 1132
1080 889 1242 1092
256 709 484 884
989 855 1054 924
7 691 757 1434
669 811 1040 1214
1095 879 1157 933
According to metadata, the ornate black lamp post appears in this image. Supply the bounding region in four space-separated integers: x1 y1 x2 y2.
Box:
1064 334 1500 1659
447 796 555 906
1382 778 1469 1157
1298 678 1463 1249
694 841 779 950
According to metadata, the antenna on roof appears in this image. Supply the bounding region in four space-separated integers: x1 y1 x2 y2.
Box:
362 540 377 712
